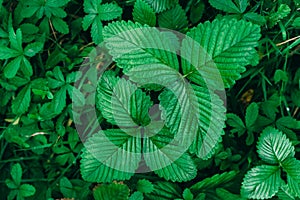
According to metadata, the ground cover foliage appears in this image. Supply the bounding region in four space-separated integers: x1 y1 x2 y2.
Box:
0 0 300 199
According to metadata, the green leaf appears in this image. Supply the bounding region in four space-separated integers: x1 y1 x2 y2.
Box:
80 129 141 182
103 21 179 72
19 184 36 197
97 72 152 127
181 18 261 88
9 28 23 51
133 0 156 26
98 3 122 21
188 84 226 159
158 4 188 31
208 0 241 13
24 42 43 57
137 179 154 193
10 163 22 186
243 12 266 25
274 69 289 83
50 7 67 18
52 17 69 34
91 16 103 44
241 165 281 199
183 188 194 200
145 182 182 200
51 86 67 114
0 46 20 59
236 0 248 13
46 0 70 7
4 56 23 79
190 171 237 192
277 185 295 200
127 64 199 158
83 0 102 13
93 183 130 200
144 0 178 13
21 1 41 18
21 56 33 77
5 179 18 189
268 4 291 28
245 102 259 129
12 85 31 115
226 113 246 136
282 158 300 197
257 127 295 164
143 128 197 182
292 17 300 28
82 14 96 30
276 117 300 130
129 191 144 200
216 188 246 200
60 177 75 198
67 85 85 107
190 1 205 24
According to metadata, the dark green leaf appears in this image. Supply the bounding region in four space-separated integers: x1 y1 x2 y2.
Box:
133 0 156 26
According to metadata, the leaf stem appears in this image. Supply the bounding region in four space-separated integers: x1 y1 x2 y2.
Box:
276 35 300 46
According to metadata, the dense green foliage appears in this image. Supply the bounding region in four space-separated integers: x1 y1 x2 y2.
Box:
0 0 300 199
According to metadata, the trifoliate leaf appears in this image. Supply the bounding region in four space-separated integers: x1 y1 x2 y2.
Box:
158 4 188 31
93 183 130 200
181 18 261 88
241 165 281 199
127 64 199 159
133 0 156 26
257 127 295 164
82 0 122 44
12 85 31 115
145 0 178 13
